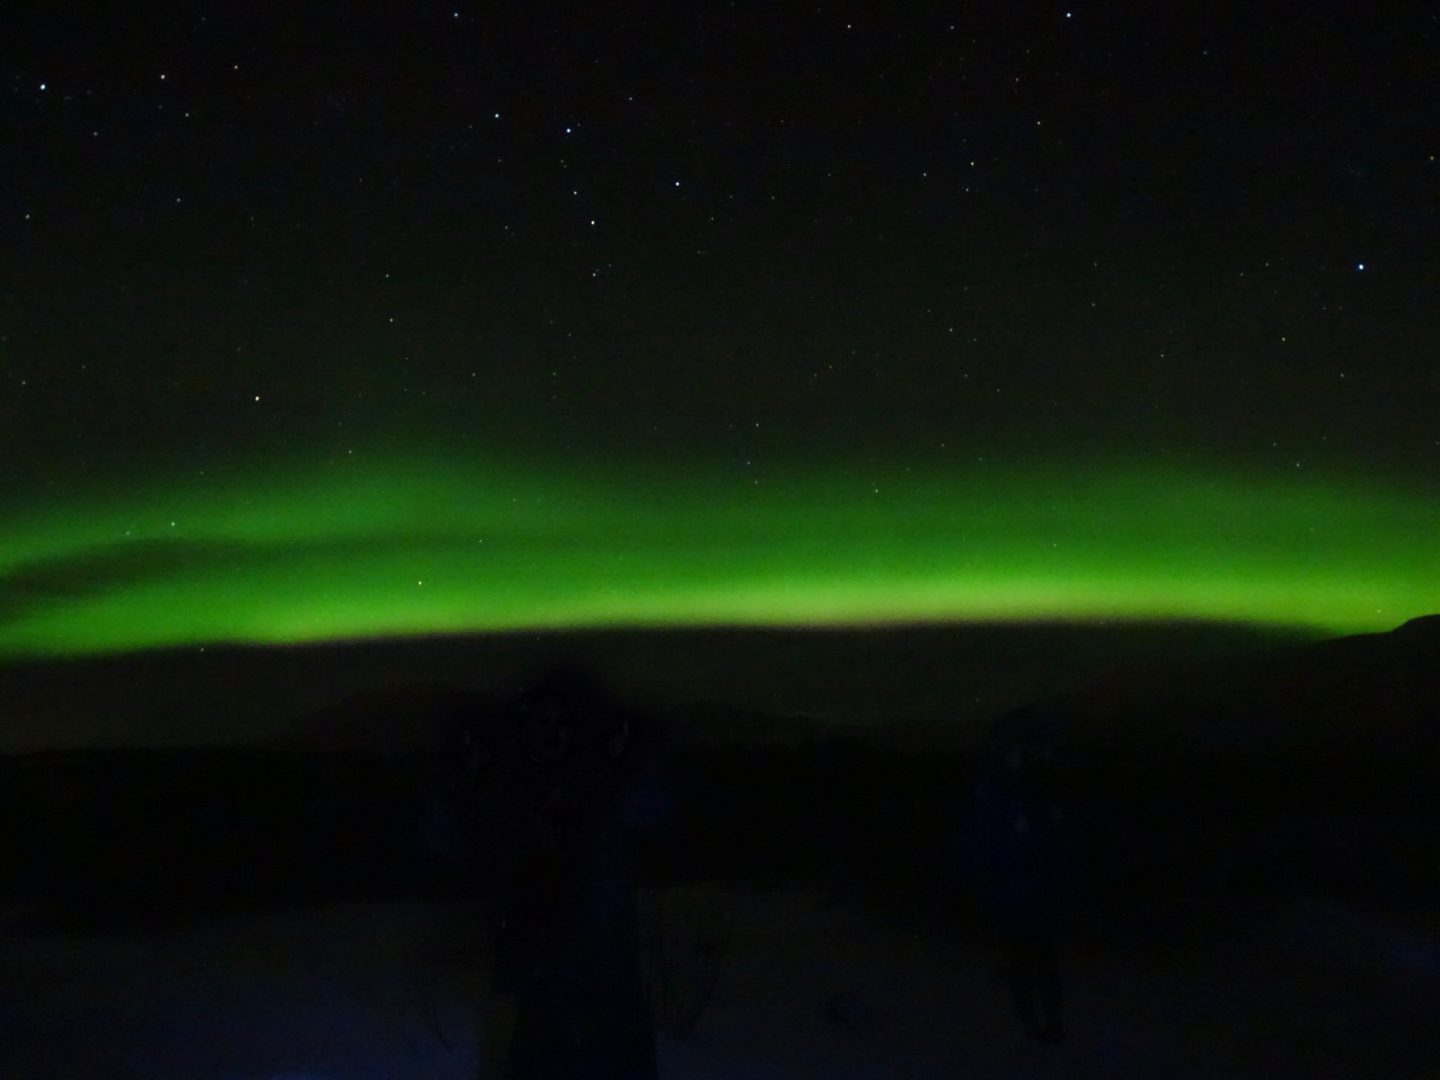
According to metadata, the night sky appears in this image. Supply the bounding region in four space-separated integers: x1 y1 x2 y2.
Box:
4 3 1438 659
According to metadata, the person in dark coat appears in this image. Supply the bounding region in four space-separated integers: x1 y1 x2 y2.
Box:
963 706 1069 1043
482 666 669 1080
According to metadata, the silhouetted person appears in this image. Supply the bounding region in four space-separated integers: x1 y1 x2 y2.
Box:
420 697 502 891
481 667 668 1079
964 707 1068 1043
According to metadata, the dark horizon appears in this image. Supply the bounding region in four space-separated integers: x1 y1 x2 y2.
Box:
0 615 1351 751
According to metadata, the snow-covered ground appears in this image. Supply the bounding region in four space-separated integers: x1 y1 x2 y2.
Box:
3 888 1437 1078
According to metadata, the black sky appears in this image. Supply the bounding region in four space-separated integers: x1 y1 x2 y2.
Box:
4 2 1438 493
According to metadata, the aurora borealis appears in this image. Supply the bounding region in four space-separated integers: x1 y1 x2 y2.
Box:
3 451 1436 657
6 6 1439 674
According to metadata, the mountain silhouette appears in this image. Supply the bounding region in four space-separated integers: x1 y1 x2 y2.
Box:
1043 614 1440 761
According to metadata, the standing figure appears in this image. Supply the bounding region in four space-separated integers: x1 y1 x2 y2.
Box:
964 706 1069 1044
482 667 667 1079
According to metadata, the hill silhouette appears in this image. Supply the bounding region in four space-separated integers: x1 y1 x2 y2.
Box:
0 619 1314 751
1043 614 1440 761
262 615 1438 757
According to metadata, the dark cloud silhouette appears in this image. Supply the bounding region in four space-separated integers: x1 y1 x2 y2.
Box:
0 540 250 624
0 526 615 633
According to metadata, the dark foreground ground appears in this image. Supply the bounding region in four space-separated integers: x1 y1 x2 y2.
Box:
2 734 1438 1077
4 889 1440 1079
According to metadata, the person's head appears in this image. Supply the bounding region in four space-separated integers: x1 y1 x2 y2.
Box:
441 694 500 780
514 683 578 765
511 662 625 766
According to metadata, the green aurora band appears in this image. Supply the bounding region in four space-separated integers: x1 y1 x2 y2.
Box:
2 454 1436 657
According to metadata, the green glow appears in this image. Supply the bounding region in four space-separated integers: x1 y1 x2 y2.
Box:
2 452 1436 657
